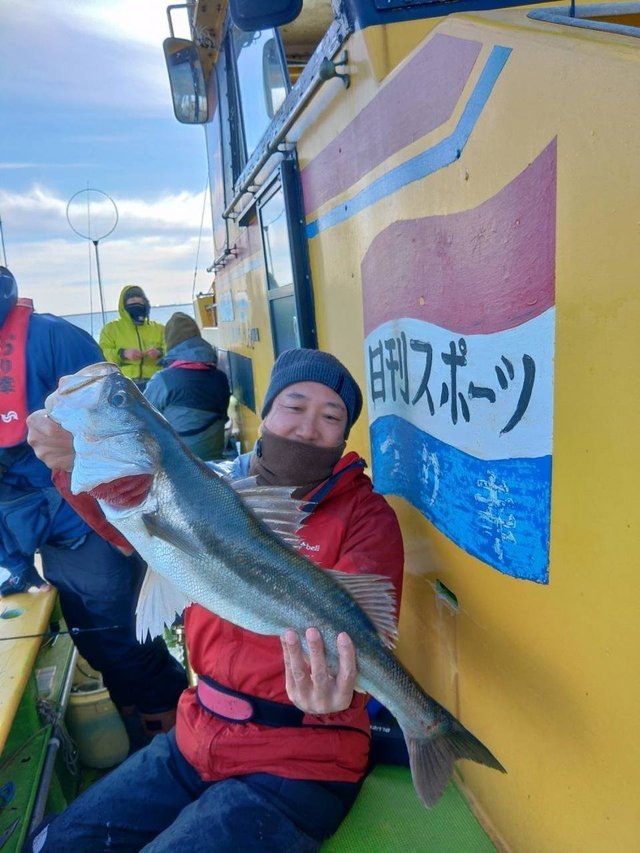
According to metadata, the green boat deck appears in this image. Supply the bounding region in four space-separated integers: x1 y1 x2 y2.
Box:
322 765 496 852
0 598 77 853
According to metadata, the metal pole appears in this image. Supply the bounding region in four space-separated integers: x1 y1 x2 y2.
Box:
92 240 106 325
0 217 7 266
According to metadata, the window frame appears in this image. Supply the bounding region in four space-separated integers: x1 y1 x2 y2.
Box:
256 157 317 356
226 23 291 180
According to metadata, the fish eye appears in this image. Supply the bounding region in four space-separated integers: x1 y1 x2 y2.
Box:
110 390 128 408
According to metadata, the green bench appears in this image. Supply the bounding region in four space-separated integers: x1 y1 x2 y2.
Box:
322 765 496 852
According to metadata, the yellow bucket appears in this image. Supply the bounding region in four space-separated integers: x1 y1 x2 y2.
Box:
66 679 129 769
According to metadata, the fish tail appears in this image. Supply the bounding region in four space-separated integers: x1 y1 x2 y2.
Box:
405 719 506 808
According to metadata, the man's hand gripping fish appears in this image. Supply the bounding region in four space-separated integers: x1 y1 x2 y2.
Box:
45 363 506 808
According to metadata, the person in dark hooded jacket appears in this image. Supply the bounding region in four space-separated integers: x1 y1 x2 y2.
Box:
0 267 187 747
144 312 230 461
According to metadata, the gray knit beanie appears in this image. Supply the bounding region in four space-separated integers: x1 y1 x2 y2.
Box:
165 312 201 351
261 349 363 436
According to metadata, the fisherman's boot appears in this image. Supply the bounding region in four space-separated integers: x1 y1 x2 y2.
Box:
139 708 177 740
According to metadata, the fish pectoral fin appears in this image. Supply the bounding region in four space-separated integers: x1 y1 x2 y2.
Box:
135 567 192 642
326 569 399 649
142 512 202 560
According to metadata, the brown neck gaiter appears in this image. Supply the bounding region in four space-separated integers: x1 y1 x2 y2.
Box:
249 427 345 498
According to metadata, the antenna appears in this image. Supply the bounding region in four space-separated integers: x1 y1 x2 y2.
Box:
66 189 118 325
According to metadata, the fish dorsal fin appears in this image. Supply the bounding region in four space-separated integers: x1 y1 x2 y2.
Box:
230 476 297 502
327 569 399 649
135 567 192 642
231 476 311 548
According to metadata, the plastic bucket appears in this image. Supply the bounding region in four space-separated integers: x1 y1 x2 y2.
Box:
66 680 129 769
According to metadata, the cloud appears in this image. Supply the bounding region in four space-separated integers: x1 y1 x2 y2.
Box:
0 2 212 317
0 163 50 171
9 233 214 316
0 184 207 237
0 184 214 314
60 0 192 47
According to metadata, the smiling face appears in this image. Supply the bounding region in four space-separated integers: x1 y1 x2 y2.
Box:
262 381 348 448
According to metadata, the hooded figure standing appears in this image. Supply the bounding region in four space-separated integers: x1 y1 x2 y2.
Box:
99 285 164 390
144 312 231 461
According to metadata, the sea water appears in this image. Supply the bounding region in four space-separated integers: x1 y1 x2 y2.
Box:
63 303 193 341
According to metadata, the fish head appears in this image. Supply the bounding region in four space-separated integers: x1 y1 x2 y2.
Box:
45 363 163 496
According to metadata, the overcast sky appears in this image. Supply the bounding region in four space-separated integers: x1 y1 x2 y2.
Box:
0 0 212 315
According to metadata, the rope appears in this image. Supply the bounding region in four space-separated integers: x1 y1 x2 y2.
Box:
192 177 210 302
0 215 7 266
37 698 79 778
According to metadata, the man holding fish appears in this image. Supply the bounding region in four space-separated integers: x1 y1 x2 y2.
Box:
26 347 504 851
26 348 406 852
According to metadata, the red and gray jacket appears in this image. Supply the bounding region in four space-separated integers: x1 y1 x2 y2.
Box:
176 451 404 784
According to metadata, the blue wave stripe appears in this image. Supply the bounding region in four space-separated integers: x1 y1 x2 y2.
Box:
371 415 551 583
306 45 512 239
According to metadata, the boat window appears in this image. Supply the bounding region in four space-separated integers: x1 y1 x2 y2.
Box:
220 39 245 194
257 159 316 355
210 4 336 196
232 27 288 160
260 181 298 354
261 187 294 293
204 72 228 258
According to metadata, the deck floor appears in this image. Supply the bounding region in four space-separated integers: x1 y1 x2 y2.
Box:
322 765 496 853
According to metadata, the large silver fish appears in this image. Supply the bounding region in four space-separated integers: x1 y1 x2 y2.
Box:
45 362 505 807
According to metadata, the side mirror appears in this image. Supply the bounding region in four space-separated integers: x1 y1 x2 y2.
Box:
229 0 302 31
263 37 287 119
163 38 209 124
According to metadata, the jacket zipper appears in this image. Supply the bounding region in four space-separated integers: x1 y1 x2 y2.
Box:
135 326 143 380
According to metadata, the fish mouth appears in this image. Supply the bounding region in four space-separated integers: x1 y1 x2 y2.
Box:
45 363 121 422
89 474 155 508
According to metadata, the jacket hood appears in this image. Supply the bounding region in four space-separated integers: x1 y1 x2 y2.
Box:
160 335 218 366
118 285 150 322
0 267 18 327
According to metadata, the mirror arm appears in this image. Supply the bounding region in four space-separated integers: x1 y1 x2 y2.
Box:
166 2 196 38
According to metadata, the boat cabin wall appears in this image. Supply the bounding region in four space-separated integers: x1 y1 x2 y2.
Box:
187 1 640 849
